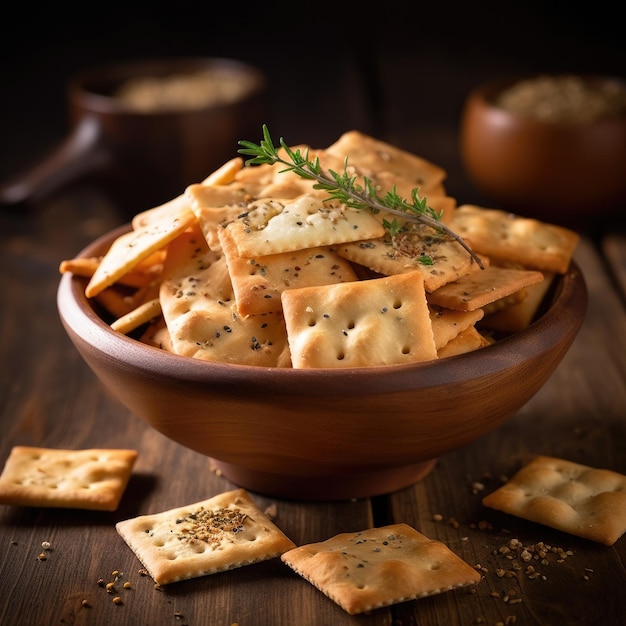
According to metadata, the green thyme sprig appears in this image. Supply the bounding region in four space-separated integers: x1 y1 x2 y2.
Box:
238 125 483 269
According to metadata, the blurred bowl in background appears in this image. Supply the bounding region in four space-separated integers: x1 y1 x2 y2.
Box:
459 74 626 225
0 57 268 212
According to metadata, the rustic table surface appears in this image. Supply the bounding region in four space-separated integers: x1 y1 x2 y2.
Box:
1 39 625 626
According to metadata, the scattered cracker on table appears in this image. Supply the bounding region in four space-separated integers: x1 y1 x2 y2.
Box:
281 523 481 615
116 489 296 585
482 455 626 546
0 446 137 511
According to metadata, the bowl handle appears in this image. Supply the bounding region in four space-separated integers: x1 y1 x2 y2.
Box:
0 114 110 210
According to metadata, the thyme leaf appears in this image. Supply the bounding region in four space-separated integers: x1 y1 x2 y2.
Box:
238 125 484 269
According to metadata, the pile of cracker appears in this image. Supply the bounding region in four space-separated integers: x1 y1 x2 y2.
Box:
60 130 580 368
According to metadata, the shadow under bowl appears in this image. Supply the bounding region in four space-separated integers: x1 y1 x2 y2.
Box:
57 225 588 500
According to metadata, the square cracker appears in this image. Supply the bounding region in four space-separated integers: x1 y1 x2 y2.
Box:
482 272 556 333
482 455 626 546
217 225 358 316
437 325 490 358
322 130 448 199
281 523 481 615
224 193 385 258
448 205 580 274
159 225 290 366
116 489 296 585
336 226 480 293
430 305 485 351
0 446 137 511
427 265 544 311
86 195 196 298
281 271 437 368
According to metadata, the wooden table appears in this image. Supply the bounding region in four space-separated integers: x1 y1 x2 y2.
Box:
1 181 625 626
1 44 626 622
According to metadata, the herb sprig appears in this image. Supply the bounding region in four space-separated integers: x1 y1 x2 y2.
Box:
238 125 483 269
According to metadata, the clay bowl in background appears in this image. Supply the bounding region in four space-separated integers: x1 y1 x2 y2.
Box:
57 225 588 501
459 74 626 226
0 57 267 212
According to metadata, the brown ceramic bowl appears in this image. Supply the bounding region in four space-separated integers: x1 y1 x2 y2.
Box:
459 74 626 225
57 225 588 501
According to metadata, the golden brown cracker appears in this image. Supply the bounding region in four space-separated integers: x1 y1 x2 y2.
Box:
225 194 386 259
429 305 485 350
449 205 580 274
86 197 195 298
281 271 437 368
437 325 490 358
110 298 162 334
336 228 481 292
483 455 626 546
0 446 137 511
218 225 358 316
281 523 481 615
116 489 296 585
482 273 556 332
323 130 448 198
427 266 544 311
158 224 290 366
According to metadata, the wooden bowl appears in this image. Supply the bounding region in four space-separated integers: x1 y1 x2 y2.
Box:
57 225 588 501
459 74 626 225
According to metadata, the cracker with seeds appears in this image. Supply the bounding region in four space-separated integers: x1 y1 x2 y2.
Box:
0 446 137 511
482 455 626 546
449 205 580 274
218 225 358 316
427 265 544 311
131 158 243 230
323 130 448 199
336 227 481 293
86 196 196 298
281 271 437 368
160 225 291 366
116 489 296 585
429 305 485 350
225 193 386 259
281 523 481 615
482 272 556 333
60 250 165 288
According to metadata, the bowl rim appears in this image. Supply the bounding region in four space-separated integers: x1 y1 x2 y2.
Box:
57 224 588 394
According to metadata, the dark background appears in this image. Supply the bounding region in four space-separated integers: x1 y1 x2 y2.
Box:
1 1 624 210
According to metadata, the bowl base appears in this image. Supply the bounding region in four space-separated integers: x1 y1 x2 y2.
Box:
210 458 438 501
